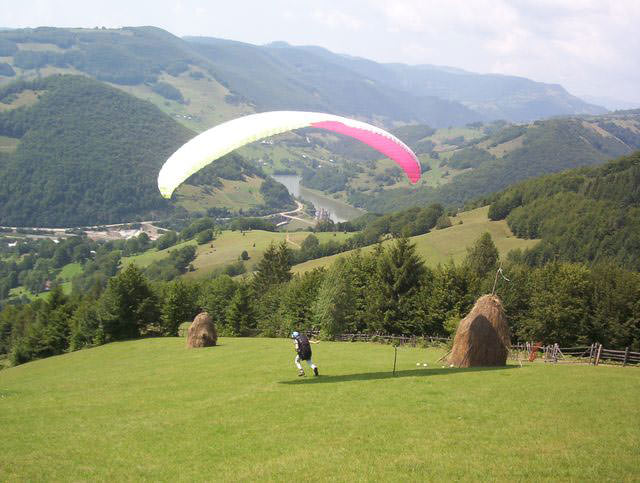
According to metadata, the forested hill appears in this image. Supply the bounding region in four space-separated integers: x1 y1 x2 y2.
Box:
349 112 640 212
0 75 193 226
489 150 640 269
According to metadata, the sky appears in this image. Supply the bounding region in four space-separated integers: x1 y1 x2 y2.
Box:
3 0 639 107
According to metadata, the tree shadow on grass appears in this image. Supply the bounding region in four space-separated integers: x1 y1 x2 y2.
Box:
279 365 519 385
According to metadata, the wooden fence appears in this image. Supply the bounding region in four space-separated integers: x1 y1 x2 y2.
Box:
341 336 639 367
335 333 450 346
509 342 640 366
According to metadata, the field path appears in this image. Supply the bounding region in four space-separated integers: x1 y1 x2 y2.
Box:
285 233 301 248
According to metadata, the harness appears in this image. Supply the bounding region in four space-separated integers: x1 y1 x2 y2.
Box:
295 334 312 360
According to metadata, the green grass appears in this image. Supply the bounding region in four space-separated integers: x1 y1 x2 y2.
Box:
0 337 638 480
113 70 254 132
7 286 37 301
293 206 539 273
122 240 198 269
58 262 82 281
174 176 265 213
0 89 41 112
0 135 19 154
187 230 352 278
430 126 484 145
122 231 353 279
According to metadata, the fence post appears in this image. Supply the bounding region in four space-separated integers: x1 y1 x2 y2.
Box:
595 343 602 366
623 347 630 367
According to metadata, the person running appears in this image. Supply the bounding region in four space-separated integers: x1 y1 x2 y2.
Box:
291 331 319 377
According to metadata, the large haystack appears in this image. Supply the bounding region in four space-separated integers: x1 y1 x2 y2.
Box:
448 294 511 367
186 312 217 348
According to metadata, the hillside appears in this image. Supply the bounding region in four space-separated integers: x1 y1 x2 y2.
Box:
0 76 295 227
0 75 192 226
0 26 253 132
0 27 604 131
488 150 640 269
292 206 538 274
1 338 638 480
347 112 640 212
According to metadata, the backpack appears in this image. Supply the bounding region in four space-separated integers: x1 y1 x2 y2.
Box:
295 334 312 360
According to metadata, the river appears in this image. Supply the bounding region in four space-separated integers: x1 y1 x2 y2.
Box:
272 175 364 222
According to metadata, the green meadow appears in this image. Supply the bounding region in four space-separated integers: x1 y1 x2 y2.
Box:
122 230 353 278
0 338 638 481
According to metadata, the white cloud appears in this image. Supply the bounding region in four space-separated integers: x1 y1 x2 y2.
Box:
312 9 363 31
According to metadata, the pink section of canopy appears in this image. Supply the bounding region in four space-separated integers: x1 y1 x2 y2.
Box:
310 121 421 184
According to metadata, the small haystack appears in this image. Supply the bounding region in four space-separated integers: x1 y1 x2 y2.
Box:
448 294 511 367
186 312 217 348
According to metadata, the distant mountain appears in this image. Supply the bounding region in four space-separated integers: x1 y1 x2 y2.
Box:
284 43 606 121
0 27 605 130
188 36 605 124
185 37 480 127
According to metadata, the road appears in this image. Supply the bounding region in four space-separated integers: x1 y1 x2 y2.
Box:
278 201 315 225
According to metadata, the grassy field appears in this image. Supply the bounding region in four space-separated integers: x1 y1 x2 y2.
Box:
0 337 638 480
0 90 41 112
430 126 485 145
113 70 254 132
293 206 539 274
174 176 266 213
6 261 80 301
58 262 82 281
122 230 353 278
123 206 536 278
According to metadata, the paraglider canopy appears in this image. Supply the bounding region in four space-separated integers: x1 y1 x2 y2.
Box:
158 111 421 199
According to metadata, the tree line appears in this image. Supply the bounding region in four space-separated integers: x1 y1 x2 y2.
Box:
2 232 638 367
488 150 640 270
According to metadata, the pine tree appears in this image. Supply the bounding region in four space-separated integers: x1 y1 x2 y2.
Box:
374 236 426 334
98 264 158 340
312 261 353 339
161 279 199 336
251 241 292 293
226 284 256 336
464 232 499 280
199 275 237 331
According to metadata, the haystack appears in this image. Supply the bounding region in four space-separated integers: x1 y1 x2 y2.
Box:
186 312 217 348
448 294 511 367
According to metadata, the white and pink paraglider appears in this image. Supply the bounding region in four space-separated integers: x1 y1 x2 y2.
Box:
158 111 421 198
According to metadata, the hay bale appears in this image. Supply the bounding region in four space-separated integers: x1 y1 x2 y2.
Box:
448 294 511 367
186 312 217 348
